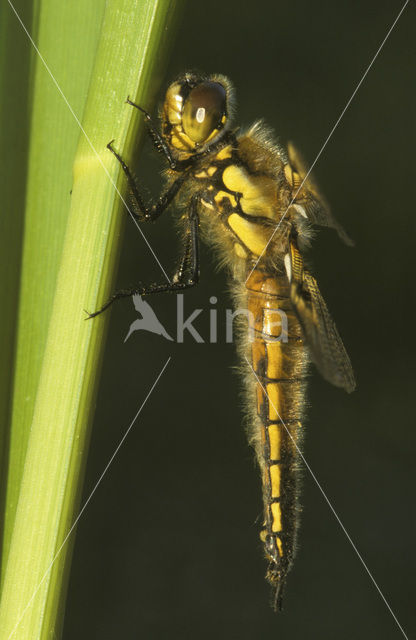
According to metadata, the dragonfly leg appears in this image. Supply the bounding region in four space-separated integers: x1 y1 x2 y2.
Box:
107 140 188 223
126 97 183 170
86 195 200 319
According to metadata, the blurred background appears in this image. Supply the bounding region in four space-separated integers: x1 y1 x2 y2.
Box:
63 1 415 638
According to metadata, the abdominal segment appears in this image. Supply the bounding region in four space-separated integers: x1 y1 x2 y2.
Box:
244 267 308 607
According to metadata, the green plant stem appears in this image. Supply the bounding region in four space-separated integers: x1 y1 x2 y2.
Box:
0 0 184 637
0 0 33 529
1 0 107 586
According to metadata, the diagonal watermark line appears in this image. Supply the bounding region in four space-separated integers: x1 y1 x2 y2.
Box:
245 356 409 640
7 357 171 640
7 0 170 283
246 0 410 284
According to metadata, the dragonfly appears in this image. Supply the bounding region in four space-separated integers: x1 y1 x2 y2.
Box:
89 71 356 610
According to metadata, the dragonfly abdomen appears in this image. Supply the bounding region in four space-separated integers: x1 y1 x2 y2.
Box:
244 266 309 609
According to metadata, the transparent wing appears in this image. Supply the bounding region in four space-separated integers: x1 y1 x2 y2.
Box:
287 142 353 246
288 238 356 393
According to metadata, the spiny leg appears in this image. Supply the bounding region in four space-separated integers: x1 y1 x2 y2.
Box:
172 229 192 285
86 195 200 319
172 195 199 285
107 140 188 222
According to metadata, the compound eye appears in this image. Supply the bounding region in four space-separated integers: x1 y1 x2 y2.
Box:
182 81 226 144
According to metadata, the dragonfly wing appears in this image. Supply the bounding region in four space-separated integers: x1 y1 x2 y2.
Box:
287 142 353 246
288 238 356 393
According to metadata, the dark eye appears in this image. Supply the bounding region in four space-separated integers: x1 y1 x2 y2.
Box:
182 81 227 144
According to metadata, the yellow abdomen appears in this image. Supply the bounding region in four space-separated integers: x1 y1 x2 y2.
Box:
244 266 308 604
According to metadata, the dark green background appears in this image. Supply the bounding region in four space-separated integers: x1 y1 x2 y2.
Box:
65 2 415 638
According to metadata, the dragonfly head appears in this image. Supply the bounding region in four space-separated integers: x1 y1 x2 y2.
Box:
162 72 233 156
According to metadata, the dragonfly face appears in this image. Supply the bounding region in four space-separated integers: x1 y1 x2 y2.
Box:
90 71 355 611
162 73 230 152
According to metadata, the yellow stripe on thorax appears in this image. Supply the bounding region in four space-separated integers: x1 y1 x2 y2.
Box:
228 213 273 256
222 165 277 218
